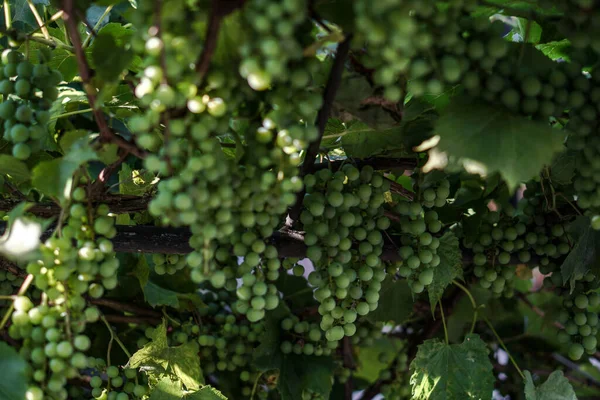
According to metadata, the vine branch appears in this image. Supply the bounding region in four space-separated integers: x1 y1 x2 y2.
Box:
61 0 147 159
287 35 353 225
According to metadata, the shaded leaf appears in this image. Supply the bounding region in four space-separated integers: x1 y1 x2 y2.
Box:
186 386 228 400
524 370 577 400
144 281 180 308
550 150 577 185
561 216 600 292
0 341 27 400
436 96 564 189
366 278 413 324
119 163 157 196
149 376 184 400
91 29 134 82
410 334 494 400
428 232 463 308
0 155 31 183
354 338 402 383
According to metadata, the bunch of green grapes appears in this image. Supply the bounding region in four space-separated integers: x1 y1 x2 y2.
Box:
14 180 120 398
520 181 573 274
554 0 600 58
301 165 390 342
556 277 600 360
131 0 304 300
0 48 59 160
11 297 101 400
393 176 449 294
279 315 335 357
463 210 523 297
86 358 147 400
563 69 600 224
151 253 186 275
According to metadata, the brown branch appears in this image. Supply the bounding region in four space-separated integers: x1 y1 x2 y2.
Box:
342 336 356 400
0 195 152 218
195 0 247 80
287 35 353 225
61 0 147 160
89 298 162 318
103 314 161 325
0 257 26 278
90 149 130 195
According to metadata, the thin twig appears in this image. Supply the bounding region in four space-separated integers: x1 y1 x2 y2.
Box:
90 149 130 195
26 0 49 40
89 298 162 318
82 4 114 48
195 0 247 81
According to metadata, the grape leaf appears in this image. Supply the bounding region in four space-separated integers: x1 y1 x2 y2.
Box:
186 386 228 400
366 278 413 324
354 338 402 383
149 377 184 400
524 370 577 400
560 216 600 292
91 29 134 82
127 320 203 390
144 281 180 308
537 39 572 61
119 163 157 196
278 273 316 309
253 304 290 371
410 334 494 400
0 341 27 400
31 138 98 203
550 150 577 185
0 155 31 183
436 96 564 190
428 232 463 308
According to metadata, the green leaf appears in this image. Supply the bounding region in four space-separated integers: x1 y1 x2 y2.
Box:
186 386 228 400
410 334 494 400
0 155 31 183
436 96 564 190
0 341 27 400
366 277 413 324
31 138 97 202
524 370 577 400
127 320 204 390
560 216 600 291
91 29 134 82
149 376 184 400
354 338 402 383
119 163 157 195
144 281 180 308
278 273 316 309
537 39 571 61
428 232 463 308
550 150 577 185
253 304 290 371
59 130 90 154
340 121 410 158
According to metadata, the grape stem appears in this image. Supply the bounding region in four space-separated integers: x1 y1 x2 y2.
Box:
286 34 353 226
482 315 525 380
3 0 11 30
101 315 133 359
439 300 449 345
0 274 33 331
26 0 50 40
250 371 264 400
81 4 114 48
452 279 479 334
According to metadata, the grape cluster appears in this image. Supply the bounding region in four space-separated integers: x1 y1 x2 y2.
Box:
279 315 335 357
151 253 186 276
87 359 147 400
185 290 265 398
556 280 600 360
301 165 390 341
393 177 448 294
130 0 304 308
554 0 600 58
0 48 60 160
14 180 120 398
463 210 523 297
